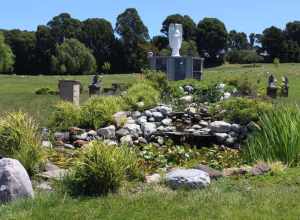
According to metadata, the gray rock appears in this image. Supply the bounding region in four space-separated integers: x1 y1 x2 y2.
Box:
116 128 130 138
97 125 116 139
192 125 202 130
74 132 88 141
87 130 97 136
229 131 238 137
103 139 118 146
166 168 210 189
162 118 172 126
250 162 271 176
142 122 157 136
132 111 142 119
199 121 209 127
210 121 232 133
125 117 136 124
145 110 153 117
137 116 147 125
124 123 142 137
120 135 133 146
155 106 172 115
145 173 161 184
138 137 148 144
184 85 194 94
54 132 69 142
113 111 128 127
157 136 164 145
215 133 229 142
64 144 75 149
180 95 193 103
0 158 34 203
148 117 155 122
231 124 241 133
194 165 223 180
226 136 237 145
42 141 52 148
152 112 164 121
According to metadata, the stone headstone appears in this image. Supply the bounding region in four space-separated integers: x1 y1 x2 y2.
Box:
58 80 80 105
267 74 277 98
89 74 102 96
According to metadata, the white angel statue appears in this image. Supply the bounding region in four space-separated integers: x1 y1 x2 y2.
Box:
169 23 183 57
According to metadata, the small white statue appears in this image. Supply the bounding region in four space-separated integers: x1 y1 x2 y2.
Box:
169 23 183 57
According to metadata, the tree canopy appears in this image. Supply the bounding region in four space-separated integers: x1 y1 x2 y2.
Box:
0 32 14 73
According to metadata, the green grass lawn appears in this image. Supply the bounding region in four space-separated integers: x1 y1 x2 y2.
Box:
1 63 300 126
0 74 137 125
1 168 300 220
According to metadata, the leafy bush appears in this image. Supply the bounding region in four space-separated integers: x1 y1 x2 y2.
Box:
0 112 46 176
62 141 142 196
273 57 280 67
245 105 300 166
125 81 160 111
81 96 126 129
49 102 81 131
224 76 258 96
35 87 58 95
226 49 263 64
210 97 272 125
102 62 111 74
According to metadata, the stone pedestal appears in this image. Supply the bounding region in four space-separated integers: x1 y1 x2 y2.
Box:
148 56 204 81
88 85 100 97
58 80 80 105
267 87 278 99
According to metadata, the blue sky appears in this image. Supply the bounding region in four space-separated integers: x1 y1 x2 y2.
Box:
1 0 300 37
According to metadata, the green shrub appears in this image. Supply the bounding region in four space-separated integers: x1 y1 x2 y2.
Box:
35 87 58 95
49 102 81 131
225 76 258 96
0 112 46 176
273 57 280 67
125 81 160 111
62 141 142 196
226 49 263 64
245 105 300 166
81 96 125 129
210 97 272 125
142 69 169 93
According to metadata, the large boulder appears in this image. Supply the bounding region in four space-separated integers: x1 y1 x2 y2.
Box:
166 168 210 189
97 125 116 139
0 158 34 203
210 121 232 133
113 111 128 127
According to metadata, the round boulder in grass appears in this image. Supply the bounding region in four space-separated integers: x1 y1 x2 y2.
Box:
166 168 210 189
0 158 34 203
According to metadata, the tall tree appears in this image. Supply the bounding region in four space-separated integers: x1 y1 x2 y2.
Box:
0 32 14 73
196 17 228 66
285 21 300 45
261 26 286 60
51 38 96 75
47 13 82 44
3 30 36 74
228 30 249 50
152 35 169 51
161 14 197 41
115 8 150 72
80 18 115 71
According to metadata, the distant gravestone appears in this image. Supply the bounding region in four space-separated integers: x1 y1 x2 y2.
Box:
281 76 289 97
267 74 278 98
58 80 81 105
88 74 102 97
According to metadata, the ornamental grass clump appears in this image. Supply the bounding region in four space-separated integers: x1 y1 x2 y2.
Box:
49 101 81 131
125 81 160 111
0 111 46 176
62 141 142 196
245 105 300 166
80 96 126 129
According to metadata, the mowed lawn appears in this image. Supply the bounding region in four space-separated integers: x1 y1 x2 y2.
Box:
1 63 300 125
1 167 300 220
0 74 137 125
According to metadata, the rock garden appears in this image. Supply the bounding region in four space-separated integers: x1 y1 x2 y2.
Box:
1 69 296 205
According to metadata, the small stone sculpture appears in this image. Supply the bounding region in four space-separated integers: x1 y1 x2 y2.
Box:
281 76 289 97
267 74 278 98
89 73 102 96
